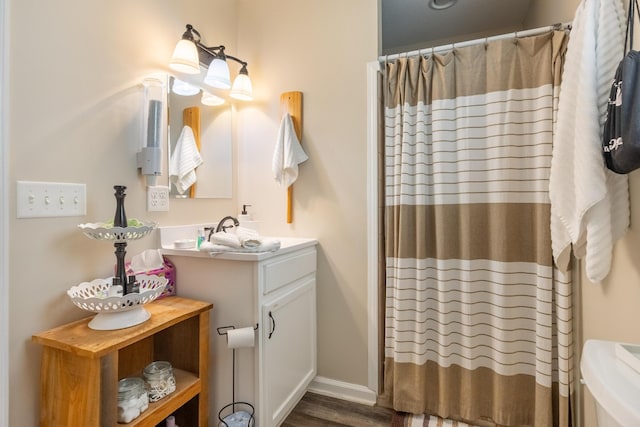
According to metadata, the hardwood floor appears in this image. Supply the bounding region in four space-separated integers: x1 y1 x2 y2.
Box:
281 392 394 426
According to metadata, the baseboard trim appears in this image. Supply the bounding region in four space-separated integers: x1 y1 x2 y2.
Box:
308 376 377 406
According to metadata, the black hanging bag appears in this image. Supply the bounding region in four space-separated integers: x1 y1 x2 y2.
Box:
602 0 640 174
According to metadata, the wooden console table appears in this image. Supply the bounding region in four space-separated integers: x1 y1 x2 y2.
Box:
32 296 213 427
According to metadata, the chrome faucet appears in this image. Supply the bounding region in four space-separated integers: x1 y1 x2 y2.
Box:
208 216 240 241
216 216 240 232
204 226 216 242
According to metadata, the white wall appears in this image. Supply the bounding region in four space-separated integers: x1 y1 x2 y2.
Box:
235 0 377 387
7 0 377 425
7 1 238 425
13 1 622 425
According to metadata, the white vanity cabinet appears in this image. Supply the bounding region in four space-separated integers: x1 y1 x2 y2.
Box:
162 236 317 427
258 246 317 427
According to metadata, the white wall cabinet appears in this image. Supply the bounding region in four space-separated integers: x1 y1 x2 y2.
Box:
164 237 317 427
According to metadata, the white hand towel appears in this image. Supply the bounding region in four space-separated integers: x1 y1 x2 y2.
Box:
258 239 281 252
170 126 203 194
205 239 281 254
235 226 262 249
549 0 629 282
272 113 308 187
199 241 215 251
210 231 242 249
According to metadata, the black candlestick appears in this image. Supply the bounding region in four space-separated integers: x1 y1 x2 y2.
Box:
111 185 137 294
113 185 127 228
114 242 129 294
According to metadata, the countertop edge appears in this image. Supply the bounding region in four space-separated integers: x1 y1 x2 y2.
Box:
161 237 318 261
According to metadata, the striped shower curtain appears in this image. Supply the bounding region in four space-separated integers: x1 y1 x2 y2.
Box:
377 32 573 427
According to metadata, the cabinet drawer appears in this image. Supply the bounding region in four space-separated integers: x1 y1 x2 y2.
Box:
262 248 316 295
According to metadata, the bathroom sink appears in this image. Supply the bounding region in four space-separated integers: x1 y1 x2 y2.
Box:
157 224 317 261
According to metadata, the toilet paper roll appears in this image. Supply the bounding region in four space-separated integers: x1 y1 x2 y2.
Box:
227 327 255 349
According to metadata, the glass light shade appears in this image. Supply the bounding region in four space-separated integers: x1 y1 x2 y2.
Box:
171 78 200 96
230 73 253 101
201 92 225 106
204 58 231 89
169 39 200 74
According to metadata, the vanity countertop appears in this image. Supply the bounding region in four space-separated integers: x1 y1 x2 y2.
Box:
160 237 317 261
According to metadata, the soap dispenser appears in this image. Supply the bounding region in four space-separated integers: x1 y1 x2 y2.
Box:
238 204 260 232
238 204 252 223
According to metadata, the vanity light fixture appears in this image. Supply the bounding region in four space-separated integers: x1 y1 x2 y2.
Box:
205 54 231 89
230 64 253 101
169 36 200 74
169 24 253 100
171 78 200 96
201 91 225 106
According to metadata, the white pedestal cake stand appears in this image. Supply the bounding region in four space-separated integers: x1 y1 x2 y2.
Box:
67 274 167 330
71 219 166 330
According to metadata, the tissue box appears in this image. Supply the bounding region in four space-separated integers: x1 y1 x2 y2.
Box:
125 256 176 298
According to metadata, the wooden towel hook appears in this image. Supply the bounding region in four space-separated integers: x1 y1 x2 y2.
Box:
279 91 303 223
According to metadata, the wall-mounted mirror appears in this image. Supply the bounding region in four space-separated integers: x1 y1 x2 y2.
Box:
168 75 233 198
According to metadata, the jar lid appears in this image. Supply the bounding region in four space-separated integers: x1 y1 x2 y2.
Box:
119 377 144 391
118 377 145 399
143 360 172 376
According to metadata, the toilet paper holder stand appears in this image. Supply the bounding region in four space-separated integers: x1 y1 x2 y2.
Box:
216 324 259 427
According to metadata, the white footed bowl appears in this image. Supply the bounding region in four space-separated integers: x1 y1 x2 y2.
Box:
78 221 157 243
67 274 167 330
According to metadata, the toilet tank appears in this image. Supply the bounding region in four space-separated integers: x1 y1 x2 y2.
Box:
581 340 640 426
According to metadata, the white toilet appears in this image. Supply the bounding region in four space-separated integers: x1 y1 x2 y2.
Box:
581 340 640 426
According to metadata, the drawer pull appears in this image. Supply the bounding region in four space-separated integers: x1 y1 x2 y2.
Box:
268 311 276 339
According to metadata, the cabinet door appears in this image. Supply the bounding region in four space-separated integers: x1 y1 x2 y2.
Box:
260 277 316 427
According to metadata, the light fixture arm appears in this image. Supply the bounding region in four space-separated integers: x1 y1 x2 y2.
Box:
181 25 248 71
195 45 248 69
223 54 248 69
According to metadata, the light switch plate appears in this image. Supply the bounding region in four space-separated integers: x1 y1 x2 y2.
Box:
17 181 86 218
147 186 169 212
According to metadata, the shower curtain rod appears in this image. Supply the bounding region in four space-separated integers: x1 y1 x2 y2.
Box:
379 22 572 61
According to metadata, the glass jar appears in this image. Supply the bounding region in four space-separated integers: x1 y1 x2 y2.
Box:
143 361 176 402
117 377 149 423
